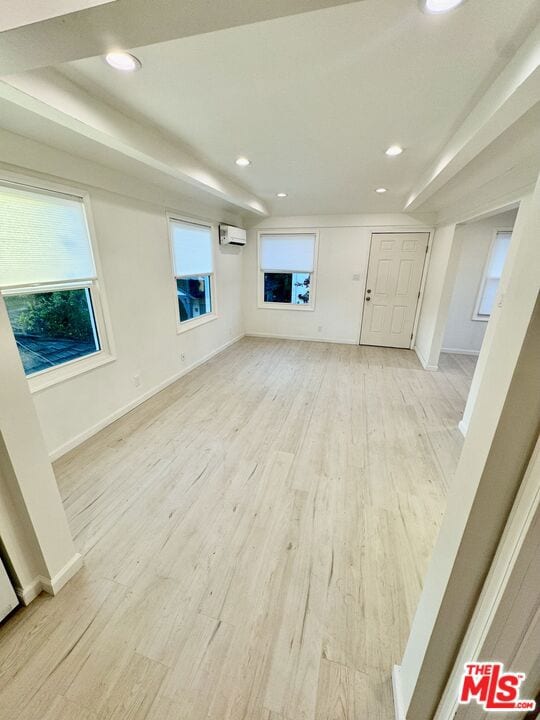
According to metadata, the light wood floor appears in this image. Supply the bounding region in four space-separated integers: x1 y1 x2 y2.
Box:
0 339 476 720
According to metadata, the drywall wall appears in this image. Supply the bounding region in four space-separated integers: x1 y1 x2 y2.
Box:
442 210 517 354
0 133 245 458
31 188 245 458
243 215 434 344
413 223 460 370
397 178 540 720
0 298 80 603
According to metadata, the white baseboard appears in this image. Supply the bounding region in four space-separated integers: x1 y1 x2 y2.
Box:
245 332 358 345
392 665 406 720
414 345 438 371
15 577 43 606
42 552 83 595
441 347 481 356
14 552 84 605
458 419 468 437
49 334 245 461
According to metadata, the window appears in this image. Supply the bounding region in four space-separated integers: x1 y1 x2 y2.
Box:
0 180 111 385
259 232 317 308
169 218 216 328
473 230 512 321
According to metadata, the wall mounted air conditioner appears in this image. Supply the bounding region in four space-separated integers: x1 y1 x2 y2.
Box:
219 224 246 246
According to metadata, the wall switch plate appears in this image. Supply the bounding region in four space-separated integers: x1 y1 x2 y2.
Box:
352 273 361 281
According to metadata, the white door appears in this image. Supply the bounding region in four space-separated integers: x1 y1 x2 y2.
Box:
0 557 18 622
360 232 429 348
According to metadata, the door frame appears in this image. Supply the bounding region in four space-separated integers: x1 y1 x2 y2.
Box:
358 227 434 348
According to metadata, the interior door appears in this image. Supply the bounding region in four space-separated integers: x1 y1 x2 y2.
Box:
360 232 429 348
0 557 18 622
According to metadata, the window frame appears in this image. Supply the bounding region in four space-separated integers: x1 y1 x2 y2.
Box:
0 171 115 393
257 229 319 311
472 227 513 322
167 213 218 333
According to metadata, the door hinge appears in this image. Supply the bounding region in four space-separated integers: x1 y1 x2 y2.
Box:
411 332 414 340
426 244 429 254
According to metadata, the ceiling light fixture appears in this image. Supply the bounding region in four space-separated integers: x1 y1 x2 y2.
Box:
385 145 403 156
276 192 288 198
235 157 251 167
375 187 387 194
419 0 465 14
105 51 142 72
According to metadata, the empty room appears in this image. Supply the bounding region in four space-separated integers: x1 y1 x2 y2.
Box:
0 2 539 719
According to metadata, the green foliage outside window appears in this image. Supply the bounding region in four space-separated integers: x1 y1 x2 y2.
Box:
12 290 94 341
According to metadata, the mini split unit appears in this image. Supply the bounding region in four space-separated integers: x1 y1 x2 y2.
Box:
219 224 247 246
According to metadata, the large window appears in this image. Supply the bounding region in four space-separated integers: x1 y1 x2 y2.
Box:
473 230 512 321
169 218 216 329
259 232 317 308
0 180 110 385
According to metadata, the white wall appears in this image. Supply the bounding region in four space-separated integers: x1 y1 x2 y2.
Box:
397 179 540 719
243 215 434 345
0 133 245 458
442 210 517 354
33 189 244 458
413 224 460 370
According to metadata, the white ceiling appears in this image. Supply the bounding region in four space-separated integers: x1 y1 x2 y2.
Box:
0 0 115 32
53 0 539 216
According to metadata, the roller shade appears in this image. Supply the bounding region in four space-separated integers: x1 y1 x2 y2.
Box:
0 183 96 288
260 233 316 273
171 219 213 277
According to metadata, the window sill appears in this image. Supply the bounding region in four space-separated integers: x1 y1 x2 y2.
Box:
176 312 218 334
471 315 489 323
257 302 315 311
28 351 116 394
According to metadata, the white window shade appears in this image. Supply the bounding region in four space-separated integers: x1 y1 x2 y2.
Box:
171 220 213 277
260 233 316 273
0 183 96 288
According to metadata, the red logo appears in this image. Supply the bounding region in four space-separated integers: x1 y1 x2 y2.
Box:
459 663 536 712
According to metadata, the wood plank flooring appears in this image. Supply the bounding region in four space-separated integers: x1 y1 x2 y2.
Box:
0 339 476 720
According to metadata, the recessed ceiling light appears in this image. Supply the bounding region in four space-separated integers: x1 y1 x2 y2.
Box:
276 192 288 198
375 187 387 194
385 145 403 156
419 0 465 14
235 157 251 167
104 51 142 72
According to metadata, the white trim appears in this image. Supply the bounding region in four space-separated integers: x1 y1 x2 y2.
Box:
414 345 438 371
176 311 218 334
13 552 83 605
15 577 43 606
359 230 432 349
40 553 83 595
441 347 480 356
49 333 245 460
167 212 219 327
433 439 540 720
0 169 116 389
257 229 319 310
245 332 358 345
392 665 406 720
458 419 467 437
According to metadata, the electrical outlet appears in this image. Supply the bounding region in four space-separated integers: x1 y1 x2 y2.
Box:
180 353 186 362
132 373 141 388
317 325 323 333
